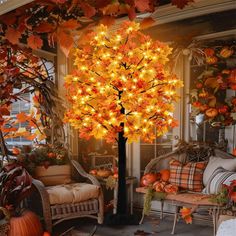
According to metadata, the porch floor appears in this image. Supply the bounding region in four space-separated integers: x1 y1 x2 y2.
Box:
54 214 213 236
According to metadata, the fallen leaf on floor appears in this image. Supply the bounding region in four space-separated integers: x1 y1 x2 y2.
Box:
134 230 151 235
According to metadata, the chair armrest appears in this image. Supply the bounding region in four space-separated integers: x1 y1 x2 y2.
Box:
71 160 101 187
32 179 52 233
144 149 180 174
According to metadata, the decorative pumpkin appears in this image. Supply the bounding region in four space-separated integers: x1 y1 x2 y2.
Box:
228 69 236 83
97 169 112 178
230 83 236 90
164 184 179 194
160 169 170 182
206 56 218 64
43 232 51 236
220 47 234 58
218 105 229 114
205 108 218 118
8 210 43 236
140 173 160 187
204 48 215 56
153 181 167 192
196 82 203 89
233 148 236 156
198 90 209 98
192 101 201 107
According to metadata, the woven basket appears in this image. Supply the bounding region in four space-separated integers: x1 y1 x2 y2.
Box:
0 207 10 236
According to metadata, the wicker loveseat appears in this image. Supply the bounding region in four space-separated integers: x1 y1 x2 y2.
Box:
137 142 236 236
31 160 104 233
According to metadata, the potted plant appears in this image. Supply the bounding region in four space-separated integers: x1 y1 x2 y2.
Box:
0 162 43 236
17 143 71 186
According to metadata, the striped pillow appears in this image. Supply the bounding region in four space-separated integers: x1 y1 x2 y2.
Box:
169 159 207 192
203 167 236 194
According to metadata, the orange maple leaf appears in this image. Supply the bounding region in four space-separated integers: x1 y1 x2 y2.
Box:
5 27 21 44
57 30 74 57
34 22 55 33
12 147 21 155
27 35 43 50
99 16 115 27
60 19 81 30
80 2 96 18
16 112 29 123
135 0 151 12
140 17 155 29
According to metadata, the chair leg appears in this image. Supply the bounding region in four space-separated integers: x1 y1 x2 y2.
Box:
171 206 179 235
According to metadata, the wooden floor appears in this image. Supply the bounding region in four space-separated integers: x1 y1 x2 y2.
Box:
53 214 213 236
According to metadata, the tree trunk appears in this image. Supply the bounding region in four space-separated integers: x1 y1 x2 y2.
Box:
117 129 127 214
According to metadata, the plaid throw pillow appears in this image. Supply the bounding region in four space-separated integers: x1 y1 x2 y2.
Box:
169 159 207 192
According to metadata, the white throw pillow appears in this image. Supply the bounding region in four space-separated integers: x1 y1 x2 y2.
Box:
203 156 236 186
203 167 236 194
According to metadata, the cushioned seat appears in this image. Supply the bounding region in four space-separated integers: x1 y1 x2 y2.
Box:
46 183 100 205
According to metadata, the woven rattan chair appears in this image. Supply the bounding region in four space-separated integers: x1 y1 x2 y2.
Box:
31 160 104 233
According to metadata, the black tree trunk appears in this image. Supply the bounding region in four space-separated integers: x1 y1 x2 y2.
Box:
117 129 127 214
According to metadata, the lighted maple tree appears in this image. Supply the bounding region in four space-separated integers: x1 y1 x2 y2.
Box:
64 21 182 221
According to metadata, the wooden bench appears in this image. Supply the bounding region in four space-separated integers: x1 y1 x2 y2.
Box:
136 142 233 235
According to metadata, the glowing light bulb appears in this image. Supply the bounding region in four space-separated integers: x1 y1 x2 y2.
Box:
124 127 129 132
134 126 139 129
143 128 147 132
98 113 102 117
72 96 77 100
81 66 87 71
73 77 78 82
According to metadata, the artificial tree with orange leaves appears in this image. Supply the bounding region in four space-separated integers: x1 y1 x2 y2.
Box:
64 21 182 222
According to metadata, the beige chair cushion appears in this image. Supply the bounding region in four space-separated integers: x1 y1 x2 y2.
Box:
46 183 100 205
203 156 236 186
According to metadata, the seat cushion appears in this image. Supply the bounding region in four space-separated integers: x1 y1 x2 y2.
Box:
203 156 236 186
169 159 207 192
46 183 100 205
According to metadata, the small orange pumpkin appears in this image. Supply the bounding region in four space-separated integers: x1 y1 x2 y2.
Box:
205 108 218 118
232 148 236 156
43 232 51 236
8 210 43 236
164 184 179 194
140 173 160 187
160 169 170 182
230 192 236 202
204 48 214 56
206 56 218 64
153 181 167 192
220 47 234 58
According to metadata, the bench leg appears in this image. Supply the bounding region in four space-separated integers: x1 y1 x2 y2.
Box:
171 206 179 235
160 200 164 220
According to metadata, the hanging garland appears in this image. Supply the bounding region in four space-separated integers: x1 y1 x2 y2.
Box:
190 43 236 127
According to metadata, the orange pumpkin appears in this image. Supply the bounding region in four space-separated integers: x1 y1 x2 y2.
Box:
206 56 218 64
160 169 170 182
220 47 234 58
8 210 43 236
204 48 214 56
232 148 236 156
153 181 167 192
43 232 51 236
205 108 218 118
140 173 160 187
164 184 179 194
97 169 112 178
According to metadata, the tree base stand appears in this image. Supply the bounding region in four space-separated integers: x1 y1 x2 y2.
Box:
104 213 140 225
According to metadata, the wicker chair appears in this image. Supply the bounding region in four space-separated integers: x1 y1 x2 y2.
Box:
31 160 104 233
